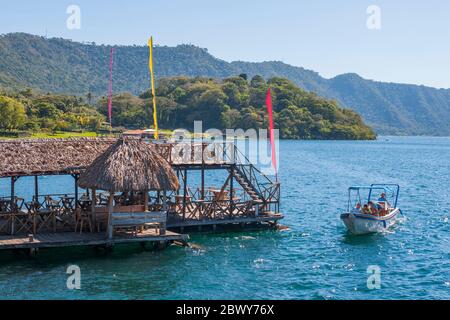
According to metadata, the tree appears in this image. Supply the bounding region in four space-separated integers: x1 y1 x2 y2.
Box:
220 106 241 128
36 102 61 119
0 96 27 130
250 75 265 88
86 92 93 105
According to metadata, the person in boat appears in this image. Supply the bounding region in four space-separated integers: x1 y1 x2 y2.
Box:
378 193 390 208
368 201 379 215
362 204 371 214
377 193 390 215
352 203 362 213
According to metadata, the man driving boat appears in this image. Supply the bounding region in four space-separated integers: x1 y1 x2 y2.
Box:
377 193 390 215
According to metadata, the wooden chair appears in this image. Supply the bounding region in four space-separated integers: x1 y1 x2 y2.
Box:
0 213 13 235
37 209 58 233
74 208 93 233
12 212 33 235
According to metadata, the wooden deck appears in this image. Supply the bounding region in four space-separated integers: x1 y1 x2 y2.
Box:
0 229 187 250
167 212 284 228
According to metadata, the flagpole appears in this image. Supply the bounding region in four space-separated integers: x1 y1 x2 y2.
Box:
266 86 278 181
107 47 114 134
148 37 159 140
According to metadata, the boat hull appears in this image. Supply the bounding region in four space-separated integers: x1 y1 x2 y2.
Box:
340 208 400 235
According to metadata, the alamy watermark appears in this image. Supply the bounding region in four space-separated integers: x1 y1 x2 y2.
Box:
367 5 381 30
66 264 81 289
170 121 279 176
367 265 381 289
66 5 81 30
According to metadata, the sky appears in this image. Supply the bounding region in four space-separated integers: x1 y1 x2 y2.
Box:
1 0 450 88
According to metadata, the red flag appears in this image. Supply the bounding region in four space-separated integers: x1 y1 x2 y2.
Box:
266 87 278 180
107 47 114 127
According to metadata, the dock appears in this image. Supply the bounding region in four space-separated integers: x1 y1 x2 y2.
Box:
0 229 187 250
0 137 282 254
168 212 283 227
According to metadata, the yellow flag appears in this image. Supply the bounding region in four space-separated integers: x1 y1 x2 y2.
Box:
148 37 158 140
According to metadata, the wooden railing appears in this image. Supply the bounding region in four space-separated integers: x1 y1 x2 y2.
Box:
153 141 281 214
153 142 235 165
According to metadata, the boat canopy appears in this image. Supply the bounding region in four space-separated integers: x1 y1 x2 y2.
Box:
347 184 400 211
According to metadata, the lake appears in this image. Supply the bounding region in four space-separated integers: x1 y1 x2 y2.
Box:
0 136 449 299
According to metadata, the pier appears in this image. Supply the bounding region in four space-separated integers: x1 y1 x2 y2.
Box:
0 137 282 253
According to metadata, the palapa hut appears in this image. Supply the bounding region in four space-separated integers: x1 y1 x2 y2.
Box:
0 138 116 177
77 138 179 239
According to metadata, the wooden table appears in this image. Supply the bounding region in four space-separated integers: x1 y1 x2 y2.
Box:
210 189 229 201
174 195 194 214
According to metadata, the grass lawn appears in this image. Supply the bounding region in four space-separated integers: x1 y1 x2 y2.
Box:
0 131 102 139
0 129 175 139
29 131 99 139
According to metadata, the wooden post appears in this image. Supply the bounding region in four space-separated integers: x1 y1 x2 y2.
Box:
10 177 17 234
107 191 114 240
201 167 205 200
160 190 167 235
73 174 79 209
163 190 167 211
10 177 15 200
176 170 180 196
182 169 187 220
34 175 39 202
91 188 96 228
223 139 226 163
201 143 205 200
144 189 149 212
230 166 234 217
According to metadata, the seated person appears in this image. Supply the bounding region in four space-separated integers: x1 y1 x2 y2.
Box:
378 193 390 208
377 192 391 215
362 204 371 214
351 203 362 213
368 201 379 215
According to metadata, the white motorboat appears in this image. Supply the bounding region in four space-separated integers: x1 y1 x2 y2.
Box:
340 184 402 235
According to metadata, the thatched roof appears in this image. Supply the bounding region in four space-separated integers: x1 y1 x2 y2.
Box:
77 138 179 192
0 138 116 177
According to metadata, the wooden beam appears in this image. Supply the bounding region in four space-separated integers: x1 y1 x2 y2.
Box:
201 167 205 200
176 170 180 196
143 189 149 212
230 166 234 217
10 177 15 200
73 174 79 208
201 143 205 200
91 188 96 227
182 169 187 220
161 190 167 235
107 191 114 240
34 175 39 202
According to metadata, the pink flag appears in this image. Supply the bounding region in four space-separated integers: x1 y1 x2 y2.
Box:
266 87 278 180
107 48 114 126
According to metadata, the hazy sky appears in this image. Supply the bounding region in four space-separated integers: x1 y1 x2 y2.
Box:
1 0 450 88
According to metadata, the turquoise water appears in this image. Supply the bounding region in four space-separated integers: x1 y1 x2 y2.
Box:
0 136 449 299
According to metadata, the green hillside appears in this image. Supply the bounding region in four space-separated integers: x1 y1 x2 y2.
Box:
0 76 375 140
1 33 449 135
96 75 375 140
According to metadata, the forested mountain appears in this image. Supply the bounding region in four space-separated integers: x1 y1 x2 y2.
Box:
0 76 375 140
1 32 449 135
96 76 376 140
